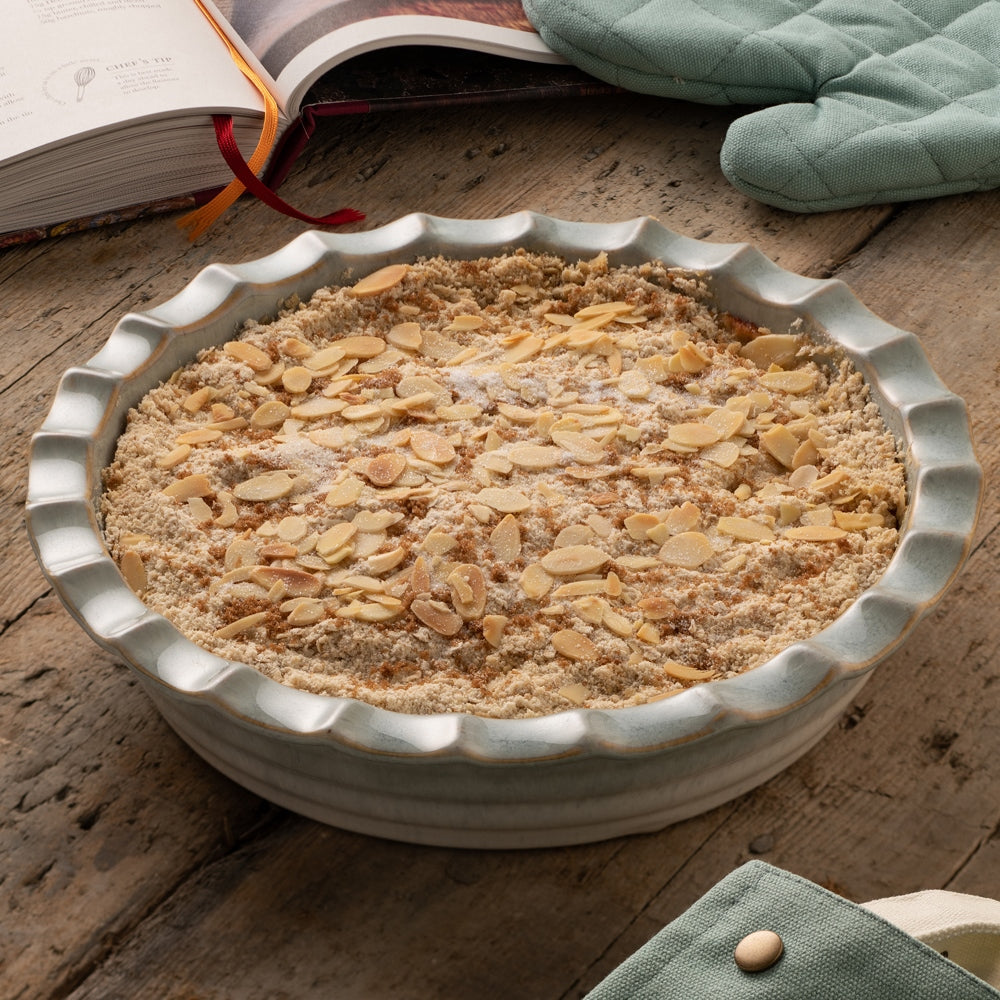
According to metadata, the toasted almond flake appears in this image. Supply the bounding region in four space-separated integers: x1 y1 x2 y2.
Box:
664 502 701 535
760 369 816 394
504 335 544 363
489 514 522 562
550 430 605 464
308 427 359 452
637 596 673 620
215 491 238 528
163 473 212 499
704 407 747 439
410 555 432 595
701 440 742 468
260 541 297 560
355 602 403 623
303 345 347 373
420 530 459 556
119 549 146 593
508 444 561 470
364 452 407 486
224 341 272 371
617 554 662 571
553 580 605 598
322 476 363 508
477 487 531 513
280 337 313 359
206 416 247 432
411 598 463 636
540 544 610 576
250 400 291 429
811 468 849 491
156 444 191 469
482 614 509 648
558 682 591 704
214 612 268 639
544 311 577 326
552 629 599 662
387 322 422 350
496 402 538 424
338 335 388 359
740 334 800 369
668 422 721 448
519 563 553 600
445 314 484 331
636 622 661 644
760 424 800 468
350 264 408 297
410 429 456 464
717 516 775 543
282 366 313 394
175 428 223 446
316 521 357 557
624 513 660 540
617 369 652 399
366 547 407 574
185 496 214 522
396 375 452 407
676 342 712 373
448 564 487 619
183 386 213 412
785 524 848 541
285 600 325 626
834 511 884 531
233 471 295 502
292 398 349 420
663 660 716 681
276 515 308 543
657 531 714 569
249 566 322 597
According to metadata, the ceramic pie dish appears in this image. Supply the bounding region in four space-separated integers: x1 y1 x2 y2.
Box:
25 213 982 848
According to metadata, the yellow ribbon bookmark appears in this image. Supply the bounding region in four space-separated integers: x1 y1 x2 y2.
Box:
178 0 279 240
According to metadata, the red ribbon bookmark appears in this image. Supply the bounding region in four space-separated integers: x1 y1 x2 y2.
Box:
211 114 364 227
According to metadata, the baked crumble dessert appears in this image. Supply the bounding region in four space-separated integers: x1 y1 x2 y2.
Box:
101 251 905 718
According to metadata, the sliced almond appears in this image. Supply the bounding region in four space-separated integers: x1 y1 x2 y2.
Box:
349 264 408 297
540 544 610 576
326 476 365 507
717 516 775 543
233 471 295 502
760 424 800 469
784 525 848 541
316 521 357 558
162 473 212 499
552 629 598 662
250 566 323 597
508 444 561 470
448 564 487 619
483 614 509 648
476 487 531 513
663 660 716 682
223 341 272 372
411 598 463 636
410 429 456 465
156 444 192 469
281 366 313 394
657 531 714 569
365 452 407 486
387 322 422 350
251 400 291 429
740 334 800 370
119 549 146 593
519 563 554 600
558 683 591 705
760 369 816 394
214 611 269 639
489 514 522 562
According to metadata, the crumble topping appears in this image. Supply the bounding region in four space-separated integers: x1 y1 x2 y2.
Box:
101 251 905 718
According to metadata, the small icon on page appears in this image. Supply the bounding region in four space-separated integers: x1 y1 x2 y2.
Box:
74 66 96 102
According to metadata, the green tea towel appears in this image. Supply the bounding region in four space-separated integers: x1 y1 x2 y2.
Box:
522 0 1000 212
584 861 1000 998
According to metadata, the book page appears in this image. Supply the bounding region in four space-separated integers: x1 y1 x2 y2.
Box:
0 0 265 164
214 0 559 114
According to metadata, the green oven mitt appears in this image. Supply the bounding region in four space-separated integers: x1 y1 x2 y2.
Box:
521 0 1000 212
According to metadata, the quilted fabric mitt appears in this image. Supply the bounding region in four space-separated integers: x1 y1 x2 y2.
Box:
521 0 1000 212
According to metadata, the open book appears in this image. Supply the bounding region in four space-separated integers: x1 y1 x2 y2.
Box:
1 0 611 245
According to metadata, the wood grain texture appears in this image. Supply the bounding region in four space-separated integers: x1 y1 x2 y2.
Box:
1 93 996 1000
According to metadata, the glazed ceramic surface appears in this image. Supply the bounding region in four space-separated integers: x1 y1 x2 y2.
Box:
26 214 982 847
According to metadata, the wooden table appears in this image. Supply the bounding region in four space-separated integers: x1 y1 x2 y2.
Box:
2 90 997 1000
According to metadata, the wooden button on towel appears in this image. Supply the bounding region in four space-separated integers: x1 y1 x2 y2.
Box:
734 930 784 972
